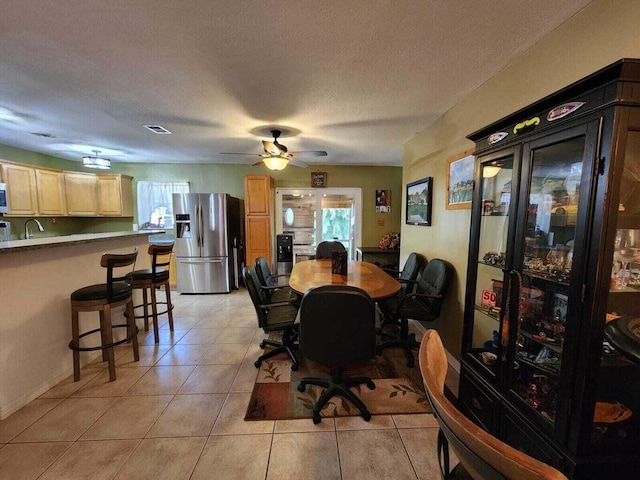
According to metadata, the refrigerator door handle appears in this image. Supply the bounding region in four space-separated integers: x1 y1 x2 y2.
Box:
198 203 204 248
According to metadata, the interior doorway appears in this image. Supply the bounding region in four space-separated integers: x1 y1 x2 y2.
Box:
275 187 362 262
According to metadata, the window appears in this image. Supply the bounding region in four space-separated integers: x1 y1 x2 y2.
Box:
137 181 189 230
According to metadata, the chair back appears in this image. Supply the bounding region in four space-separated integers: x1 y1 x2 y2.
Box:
100 248 138 301
419 330 568 480
243 265 270 328
148 242 174 281
299 285 376 366
255 256 276 287
399 252 427 293
414 259 453 318
315 241 346 259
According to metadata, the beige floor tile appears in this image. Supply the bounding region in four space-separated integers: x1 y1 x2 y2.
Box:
398 428 444 480
215 327 257 343
229 356 260 392
115 344 172 367
40 439 139 480
267 431 341 480
191 434 271 480
80 395 173 440
200 343 249 364
211 393 274 435
393 413 438 428
0 441 71 480
159 315 201 330
179 364 239 394
139 328 188 345
12 397 117 442
175 305 214 316
147 393 226 437
39 371 100 399
176 328 222 345
114 437 206 480
0 399 62 443
337 429 417 479
126 366 195 395
335 414 395 430
155 344 211 365
72 366 150 397
274 417 336 433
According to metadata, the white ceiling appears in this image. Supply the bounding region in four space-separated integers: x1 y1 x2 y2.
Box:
0 0 593 168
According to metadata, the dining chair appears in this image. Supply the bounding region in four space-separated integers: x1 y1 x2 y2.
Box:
69 248 139 382
297 285 377 424
254 256 299 304
379 252 428 332
243 265 300 370
419 329 568 480
314 240 346 259
377 258 453 367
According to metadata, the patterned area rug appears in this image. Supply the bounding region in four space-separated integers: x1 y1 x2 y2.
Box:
245 342 431 421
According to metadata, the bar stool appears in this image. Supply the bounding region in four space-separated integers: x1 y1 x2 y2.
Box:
69 249 139 382
130 242 175 343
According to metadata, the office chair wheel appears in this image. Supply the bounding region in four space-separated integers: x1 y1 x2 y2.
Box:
297 382 306 392
361 411 371 422
312 411 322 424
291 363 299 371
259 340 267 349
254 360 262 368
366 380 376 390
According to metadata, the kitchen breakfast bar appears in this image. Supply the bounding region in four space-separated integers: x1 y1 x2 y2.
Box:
0 231 163 419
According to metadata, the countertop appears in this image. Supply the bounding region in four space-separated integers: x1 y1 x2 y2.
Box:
0 230 166 254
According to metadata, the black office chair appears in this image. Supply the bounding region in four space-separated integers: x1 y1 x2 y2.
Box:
379 252 428 332
243 266 299 370
254 256 299 304
377 258 453 367
419 330 568 480
314 240 346 259
297 285 377 424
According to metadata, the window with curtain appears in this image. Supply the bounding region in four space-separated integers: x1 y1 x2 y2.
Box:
137 181 189 229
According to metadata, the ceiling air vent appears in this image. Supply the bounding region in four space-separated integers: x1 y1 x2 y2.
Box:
143 124 172 135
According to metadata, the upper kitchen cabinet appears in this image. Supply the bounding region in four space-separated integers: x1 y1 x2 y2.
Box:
459 59 640 479
97 174 133 217
244 175 272 216
35 168 67 216
244 175 273 266
0 162 38 216
64 172 98 216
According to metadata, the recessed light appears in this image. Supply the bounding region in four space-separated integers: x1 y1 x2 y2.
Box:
144 124 172 135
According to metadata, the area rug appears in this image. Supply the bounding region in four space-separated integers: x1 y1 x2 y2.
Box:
245 342 431 421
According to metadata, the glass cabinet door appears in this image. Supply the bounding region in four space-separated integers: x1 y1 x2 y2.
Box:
510 132 590 428
470 153 516 378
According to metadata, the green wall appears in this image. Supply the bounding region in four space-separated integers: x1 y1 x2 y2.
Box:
0 144 402 245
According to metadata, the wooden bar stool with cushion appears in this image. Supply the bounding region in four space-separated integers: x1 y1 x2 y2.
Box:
130 242 175 344
69 249 140 382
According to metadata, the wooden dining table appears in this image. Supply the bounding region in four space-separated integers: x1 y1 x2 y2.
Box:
288 259 401 300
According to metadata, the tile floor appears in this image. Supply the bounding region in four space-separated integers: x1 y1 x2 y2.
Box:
0 288 459 480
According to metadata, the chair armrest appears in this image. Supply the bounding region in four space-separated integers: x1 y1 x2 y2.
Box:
382 267 401 277
260 285 291 291
397 292 442 310
258 300 298 310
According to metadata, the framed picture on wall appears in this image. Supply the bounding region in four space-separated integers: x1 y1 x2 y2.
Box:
446 149 475 209
376 189 391 213
311 172 327 187
406 177 433 226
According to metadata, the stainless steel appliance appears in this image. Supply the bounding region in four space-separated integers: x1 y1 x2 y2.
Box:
0 183 7 214
276 234 293 276
173 193 242 293
0 220 10 241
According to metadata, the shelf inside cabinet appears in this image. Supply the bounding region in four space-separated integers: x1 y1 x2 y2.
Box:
478 260 506 270
522 267 570 286
474 305 501 322
515 351 561 376
520 329 563 355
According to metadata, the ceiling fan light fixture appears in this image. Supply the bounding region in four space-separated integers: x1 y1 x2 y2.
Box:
263 156 289 171
82 150 111 169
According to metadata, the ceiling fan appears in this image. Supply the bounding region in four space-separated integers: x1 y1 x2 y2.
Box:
220 129 327 170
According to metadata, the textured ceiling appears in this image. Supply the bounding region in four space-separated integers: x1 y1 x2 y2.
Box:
0 0 593 168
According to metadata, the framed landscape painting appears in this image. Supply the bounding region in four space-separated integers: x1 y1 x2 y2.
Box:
446 150 475 209
406 177 433 226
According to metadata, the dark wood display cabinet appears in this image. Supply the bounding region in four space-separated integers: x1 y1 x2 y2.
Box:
459 59 640 479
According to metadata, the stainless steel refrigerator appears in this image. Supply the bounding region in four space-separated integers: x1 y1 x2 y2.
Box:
173 193 242 293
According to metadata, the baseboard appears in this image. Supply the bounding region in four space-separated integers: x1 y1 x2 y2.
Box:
410 320 460 374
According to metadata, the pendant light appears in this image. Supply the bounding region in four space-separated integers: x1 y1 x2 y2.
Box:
82 150 111 169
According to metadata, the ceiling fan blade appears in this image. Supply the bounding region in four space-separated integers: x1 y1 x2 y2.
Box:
288 150 327 158
262 140 285 156
288 159 309 168
252 159 265 166
219 152 266 157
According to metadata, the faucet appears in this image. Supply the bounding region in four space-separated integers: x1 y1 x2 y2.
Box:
24 218 44 239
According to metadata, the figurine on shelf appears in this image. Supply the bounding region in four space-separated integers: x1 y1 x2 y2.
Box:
526 383 542 409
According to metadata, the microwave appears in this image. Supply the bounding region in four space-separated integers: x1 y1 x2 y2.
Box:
0 183 7 214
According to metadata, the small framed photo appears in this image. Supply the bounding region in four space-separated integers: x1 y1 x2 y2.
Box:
446 149 475 209
406 177 433 226
376 189 391 213
311 172 327 187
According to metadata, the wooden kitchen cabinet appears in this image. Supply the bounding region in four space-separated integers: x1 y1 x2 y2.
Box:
35 168 67 215
245 216 272 266
244 175 273 266
64 172 98 216
0 162 38 216
97 174 133 217
245 175 272 216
